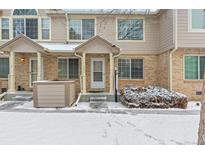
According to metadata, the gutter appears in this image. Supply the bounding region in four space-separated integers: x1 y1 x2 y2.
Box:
169 9 178 91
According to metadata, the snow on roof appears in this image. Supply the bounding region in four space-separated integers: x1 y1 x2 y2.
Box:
38 42 81 52
64 9 160 14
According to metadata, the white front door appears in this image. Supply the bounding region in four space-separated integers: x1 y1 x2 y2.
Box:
91 58 105 89
29 58 37 87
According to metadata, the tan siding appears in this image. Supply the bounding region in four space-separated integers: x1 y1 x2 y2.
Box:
159 9 174 52
178 9 205 48
51 16 67 42
96 15 160 53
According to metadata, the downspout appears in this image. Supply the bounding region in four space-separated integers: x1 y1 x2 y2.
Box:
169 9 178 91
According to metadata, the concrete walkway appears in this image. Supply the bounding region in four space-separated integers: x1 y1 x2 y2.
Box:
0 101 200 115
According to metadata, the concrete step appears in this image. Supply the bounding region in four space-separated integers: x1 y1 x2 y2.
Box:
90 96 107 102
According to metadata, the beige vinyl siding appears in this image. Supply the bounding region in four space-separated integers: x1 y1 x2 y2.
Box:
51 16 67 42
96 15 160 53
178 9 205 48
159 9 174 52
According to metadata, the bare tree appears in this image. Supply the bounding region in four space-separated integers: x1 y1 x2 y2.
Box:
198 79 205 145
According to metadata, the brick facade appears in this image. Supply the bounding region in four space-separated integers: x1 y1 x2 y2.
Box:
172 48 205 100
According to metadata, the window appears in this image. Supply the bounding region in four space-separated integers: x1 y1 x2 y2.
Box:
13 9 37 16
58 58 79 79
1 18 9 40
0 58 9 78
13 18 38 39
118 59 143 79
184 56 205 80
118 19 144 40
41 18 50 40
191 9 205 29
69 19 95 40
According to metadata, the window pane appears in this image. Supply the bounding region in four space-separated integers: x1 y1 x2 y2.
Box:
13 9 37 15
69 59 79 79
192 9 205 29
0 58 9 78
2 18 9 29
42 29 49 40
41 18 49 29
69 20 81 40
118 59 130 79
13 18 24 38
26 18 38 39
2 29 9 40
185 56 198 79
118 19 143 40
82 19 94 40
200 56 205 79
94 72 103 81
131 59 143 79
58 59 68 79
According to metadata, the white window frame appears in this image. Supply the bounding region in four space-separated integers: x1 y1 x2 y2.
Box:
0 16 51 41
188 9 205 33
1 18 10 40
116 17 145 42
118 58 144 80
183 54 205 81
41 18 51 40
57 57 80 80
67 18 96 42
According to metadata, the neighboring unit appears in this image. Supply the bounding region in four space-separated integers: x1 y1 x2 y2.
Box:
0 9 205 101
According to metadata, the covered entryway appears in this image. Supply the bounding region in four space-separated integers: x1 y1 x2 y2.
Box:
75 35 120 94
0 34 47 92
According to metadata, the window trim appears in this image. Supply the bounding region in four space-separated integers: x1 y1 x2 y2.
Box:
183 54 205 81
118 58 144 80
0 16 51 41
0 56 9 79
57 57 80 80
116 17 145 42
67 17 96 42
188 9 205 33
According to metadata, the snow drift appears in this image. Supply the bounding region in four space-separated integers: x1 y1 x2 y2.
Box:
120 86 188 109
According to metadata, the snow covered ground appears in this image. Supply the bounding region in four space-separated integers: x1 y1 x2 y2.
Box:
0 112 199 145
0 100 201 145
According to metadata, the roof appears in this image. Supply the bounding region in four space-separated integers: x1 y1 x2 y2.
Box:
38 42 81 52
75 35 120 54
64 9 160 15
0 34 47 53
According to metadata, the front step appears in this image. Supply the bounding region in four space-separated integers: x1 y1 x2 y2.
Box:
90 96 107 102
89 96 108 109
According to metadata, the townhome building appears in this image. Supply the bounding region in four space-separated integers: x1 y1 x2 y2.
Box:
0 9 204 100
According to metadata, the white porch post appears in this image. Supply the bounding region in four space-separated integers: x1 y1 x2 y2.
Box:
37 52 42 81
82 53 86 93
8 51 15 92
109 53 114 93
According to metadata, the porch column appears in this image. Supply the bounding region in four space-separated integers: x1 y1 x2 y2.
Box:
37 52 42 81
109 53 114 93
8 51 15 92
82 53 86 93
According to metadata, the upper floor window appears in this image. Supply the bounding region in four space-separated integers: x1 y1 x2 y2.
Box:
191 9 205 30
41 18 50 40
13 9 37 16
13 18 38 39
117 19 144 41
69 19 95 40
1 18 9 40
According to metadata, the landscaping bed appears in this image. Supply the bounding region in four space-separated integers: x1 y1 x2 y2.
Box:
120 86 188 109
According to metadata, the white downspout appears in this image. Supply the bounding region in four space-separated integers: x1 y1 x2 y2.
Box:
169 9 178 91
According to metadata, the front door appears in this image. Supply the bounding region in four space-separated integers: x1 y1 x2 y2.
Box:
91 58 105 89
29 58 37 87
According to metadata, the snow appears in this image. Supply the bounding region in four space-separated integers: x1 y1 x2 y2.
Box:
38 42 81 52
0 112 199 145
